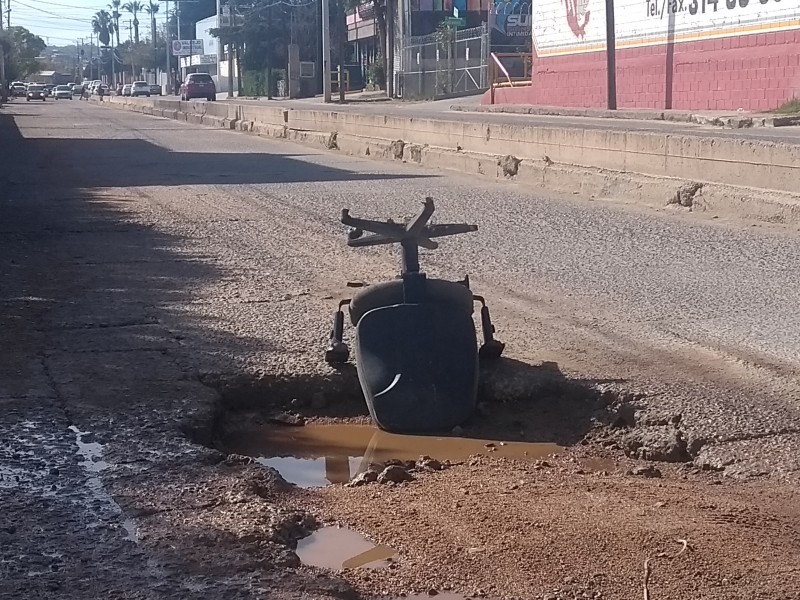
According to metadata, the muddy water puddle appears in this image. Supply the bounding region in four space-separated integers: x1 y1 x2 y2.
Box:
297 526 395 570
222 423 561 487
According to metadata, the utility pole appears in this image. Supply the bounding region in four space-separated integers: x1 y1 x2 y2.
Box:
321 0 331 102
605 0 617 110
337 0 345 103
0 0 7 103
128 19 135 80
164 0 172 94
265 1 271 99
215 0 220 92
176 0 182 86
386 0 394 98
227 0 234 98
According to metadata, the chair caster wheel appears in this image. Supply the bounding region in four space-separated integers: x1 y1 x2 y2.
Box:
479 340 505 361
325 342 350 364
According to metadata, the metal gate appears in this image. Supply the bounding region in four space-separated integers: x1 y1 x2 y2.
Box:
400 23 489 101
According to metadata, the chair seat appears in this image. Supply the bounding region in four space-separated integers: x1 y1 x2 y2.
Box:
348 278 474 325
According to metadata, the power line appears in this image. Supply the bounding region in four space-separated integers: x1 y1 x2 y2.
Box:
20 0 100 9
13 0 93 22
40 33 86 41
12 10 98 20
9 16 93 29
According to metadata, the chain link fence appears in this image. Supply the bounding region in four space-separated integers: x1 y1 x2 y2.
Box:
399 23 489 101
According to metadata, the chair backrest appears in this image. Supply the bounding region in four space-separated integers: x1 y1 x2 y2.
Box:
355 303 478 433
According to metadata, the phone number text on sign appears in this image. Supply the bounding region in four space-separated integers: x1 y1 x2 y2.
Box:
646 0 782 18
533 0 798 56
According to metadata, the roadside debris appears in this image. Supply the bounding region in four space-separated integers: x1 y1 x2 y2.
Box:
347 456 453 487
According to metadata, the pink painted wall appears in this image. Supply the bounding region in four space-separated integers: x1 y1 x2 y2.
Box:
484 29 800 111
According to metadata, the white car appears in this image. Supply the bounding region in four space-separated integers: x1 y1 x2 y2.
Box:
53 85 73 100
131 81 151 97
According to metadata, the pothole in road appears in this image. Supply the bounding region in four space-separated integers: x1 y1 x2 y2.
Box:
384 595 498 600
296 525 396 570
220 423 561 487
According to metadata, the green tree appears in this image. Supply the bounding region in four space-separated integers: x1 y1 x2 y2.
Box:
211 0 320 95
0 26 47 81
108 0 123 46
118 39 159 75
174 0 215 36
92 10 113 47
144 1 159 44
344 0 389 89
123 1 144 44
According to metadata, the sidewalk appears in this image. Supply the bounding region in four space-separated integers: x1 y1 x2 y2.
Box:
209 91 800 145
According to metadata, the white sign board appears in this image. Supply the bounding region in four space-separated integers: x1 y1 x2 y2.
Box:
171 39 204 56
533 0 799 57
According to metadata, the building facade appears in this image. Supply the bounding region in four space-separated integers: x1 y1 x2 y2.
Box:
187 14 238 93
488 0 800 111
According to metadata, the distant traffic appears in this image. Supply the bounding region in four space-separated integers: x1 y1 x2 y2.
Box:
6 79 164 101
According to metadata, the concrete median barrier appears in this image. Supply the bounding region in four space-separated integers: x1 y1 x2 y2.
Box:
92 96 800 226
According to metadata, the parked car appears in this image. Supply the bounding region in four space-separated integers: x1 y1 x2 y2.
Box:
149 83 162 96
26 85 46 101
11 82 27 97
131 81 151 97
122 84 133 97
72 84 84 96
90 80 102 94
180 73 216 101
53 85 73 100
42 85 53 97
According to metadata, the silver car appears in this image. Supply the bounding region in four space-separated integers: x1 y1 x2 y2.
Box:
131 81 151 97
53 85 73 100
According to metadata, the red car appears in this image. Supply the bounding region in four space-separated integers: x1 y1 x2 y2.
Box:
180 73 216 101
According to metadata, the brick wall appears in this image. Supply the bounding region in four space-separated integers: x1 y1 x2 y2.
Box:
520 28 800 111
484 0 800 111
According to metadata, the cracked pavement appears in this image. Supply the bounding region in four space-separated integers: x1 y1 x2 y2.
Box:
1 100 799 598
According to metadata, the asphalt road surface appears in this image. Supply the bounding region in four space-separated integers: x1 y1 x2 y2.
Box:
1 99 799 597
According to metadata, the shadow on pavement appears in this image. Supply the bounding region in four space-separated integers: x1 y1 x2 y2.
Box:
15 140 429 188
0 106 368 599
0 103 605 598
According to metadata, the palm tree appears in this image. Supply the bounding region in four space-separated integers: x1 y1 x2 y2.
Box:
108 0 122 46
92 10 112 47
123 1 144 44
144 1 159 44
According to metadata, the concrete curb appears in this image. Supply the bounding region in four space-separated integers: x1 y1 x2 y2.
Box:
92 96 800 227
450 104 698 123
452 103 800 129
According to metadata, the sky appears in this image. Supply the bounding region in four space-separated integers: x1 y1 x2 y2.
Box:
6 0 168 48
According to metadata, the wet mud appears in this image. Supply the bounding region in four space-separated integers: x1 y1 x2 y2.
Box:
221 423 561 487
